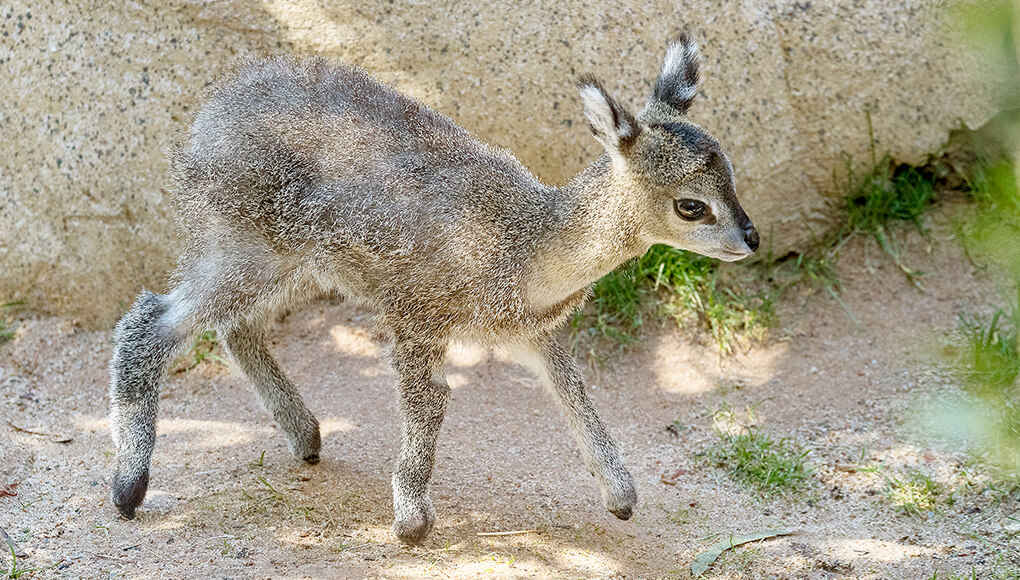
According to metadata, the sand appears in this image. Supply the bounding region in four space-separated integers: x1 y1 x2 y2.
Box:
1 202 1017 579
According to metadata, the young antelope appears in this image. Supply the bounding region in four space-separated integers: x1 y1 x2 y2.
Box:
109 31 758 543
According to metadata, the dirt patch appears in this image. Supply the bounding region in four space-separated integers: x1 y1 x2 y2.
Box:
1 203 1017 579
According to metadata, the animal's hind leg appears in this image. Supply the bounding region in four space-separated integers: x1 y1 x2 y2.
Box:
220 322 321 462
110 289 194 519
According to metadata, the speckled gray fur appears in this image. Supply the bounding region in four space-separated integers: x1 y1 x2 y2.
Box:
109 31 757 543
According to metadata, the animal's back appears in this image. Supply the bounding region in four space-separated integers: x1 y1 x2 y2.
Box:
170 56 558 335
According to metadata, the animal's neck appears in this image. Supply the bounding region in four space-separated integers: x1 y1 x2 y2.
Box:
525 155 649 312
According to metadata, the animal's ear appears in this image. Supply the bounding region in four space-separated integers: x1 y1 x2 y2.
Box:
577 75 640 155
650 30 700 116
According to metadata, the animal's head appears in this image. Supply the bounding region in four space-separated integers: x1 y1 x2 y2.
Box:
577 31 758 261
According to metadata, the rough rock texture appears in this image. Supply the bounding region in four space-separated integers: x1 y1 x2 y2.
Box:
0 0 996 326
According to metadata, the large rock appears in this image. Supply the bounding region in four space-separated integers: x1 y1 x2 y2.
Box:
0 0 995 326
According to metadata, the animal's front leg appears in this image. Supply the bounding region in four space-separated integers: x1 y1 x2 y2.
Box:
512 337 637 519
389 339 450 544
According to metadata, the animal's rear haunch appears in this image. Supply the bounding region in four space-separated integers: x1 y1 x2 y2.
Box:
109 31 757 543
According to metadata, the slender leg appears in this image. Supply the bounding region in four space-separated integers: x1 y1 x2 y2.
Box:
221 322 321 462
388 338 450 544
510 336 637 519
109 290 193 519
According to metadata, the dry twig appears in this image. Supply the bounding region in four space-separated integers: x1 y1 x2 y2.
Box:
6 421 72 443
476 529 540 537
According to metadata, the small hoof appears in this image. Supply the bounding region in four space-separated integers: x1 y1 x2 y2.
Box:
393 514 433 544
116 503 137 520
288 421 321 462
112 469 149 521
610 505 633 520
393 500 436 545
604 474 637 521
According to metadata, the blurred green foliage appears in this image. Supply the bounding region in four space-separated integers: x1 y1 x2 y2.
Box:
948 156 1020 477
936 0 1020 480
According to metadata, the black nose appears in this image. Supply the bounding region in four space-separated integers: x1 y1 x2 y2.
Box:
744 224 760 252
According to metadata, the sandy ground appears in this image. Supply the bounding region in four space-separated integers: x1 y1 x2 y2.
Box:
1 203 1019 579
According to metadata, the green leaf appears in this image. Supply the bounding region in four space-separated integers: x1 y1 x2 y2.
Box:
691 529 792 576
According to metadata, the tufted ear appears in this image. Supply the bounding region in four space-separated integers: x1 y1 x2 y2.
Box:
577 74 640 156
650 30 700 116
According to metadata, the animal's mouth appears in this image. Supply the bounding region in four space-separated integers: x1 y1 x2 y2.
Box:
718 249 752 262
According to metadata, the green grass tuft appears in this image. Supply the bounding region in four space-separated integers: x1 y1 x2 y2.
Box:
774 117 946 310
958 308 1020 394
1 544 41 579
838 113 938 240
575 246 776 357
823 121 941 286
840 158 937 240
885 470 941 515
707 427 812 497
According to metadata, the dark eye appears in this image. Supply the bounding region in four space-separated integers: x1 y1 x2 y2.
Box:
674 199 706 221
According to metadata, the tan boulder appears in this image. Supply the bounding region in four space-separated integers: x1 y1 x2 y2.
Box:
0 0 995 326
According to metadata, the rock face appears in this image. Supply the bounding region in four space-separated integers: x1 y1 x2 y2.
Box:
0 0 995 326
